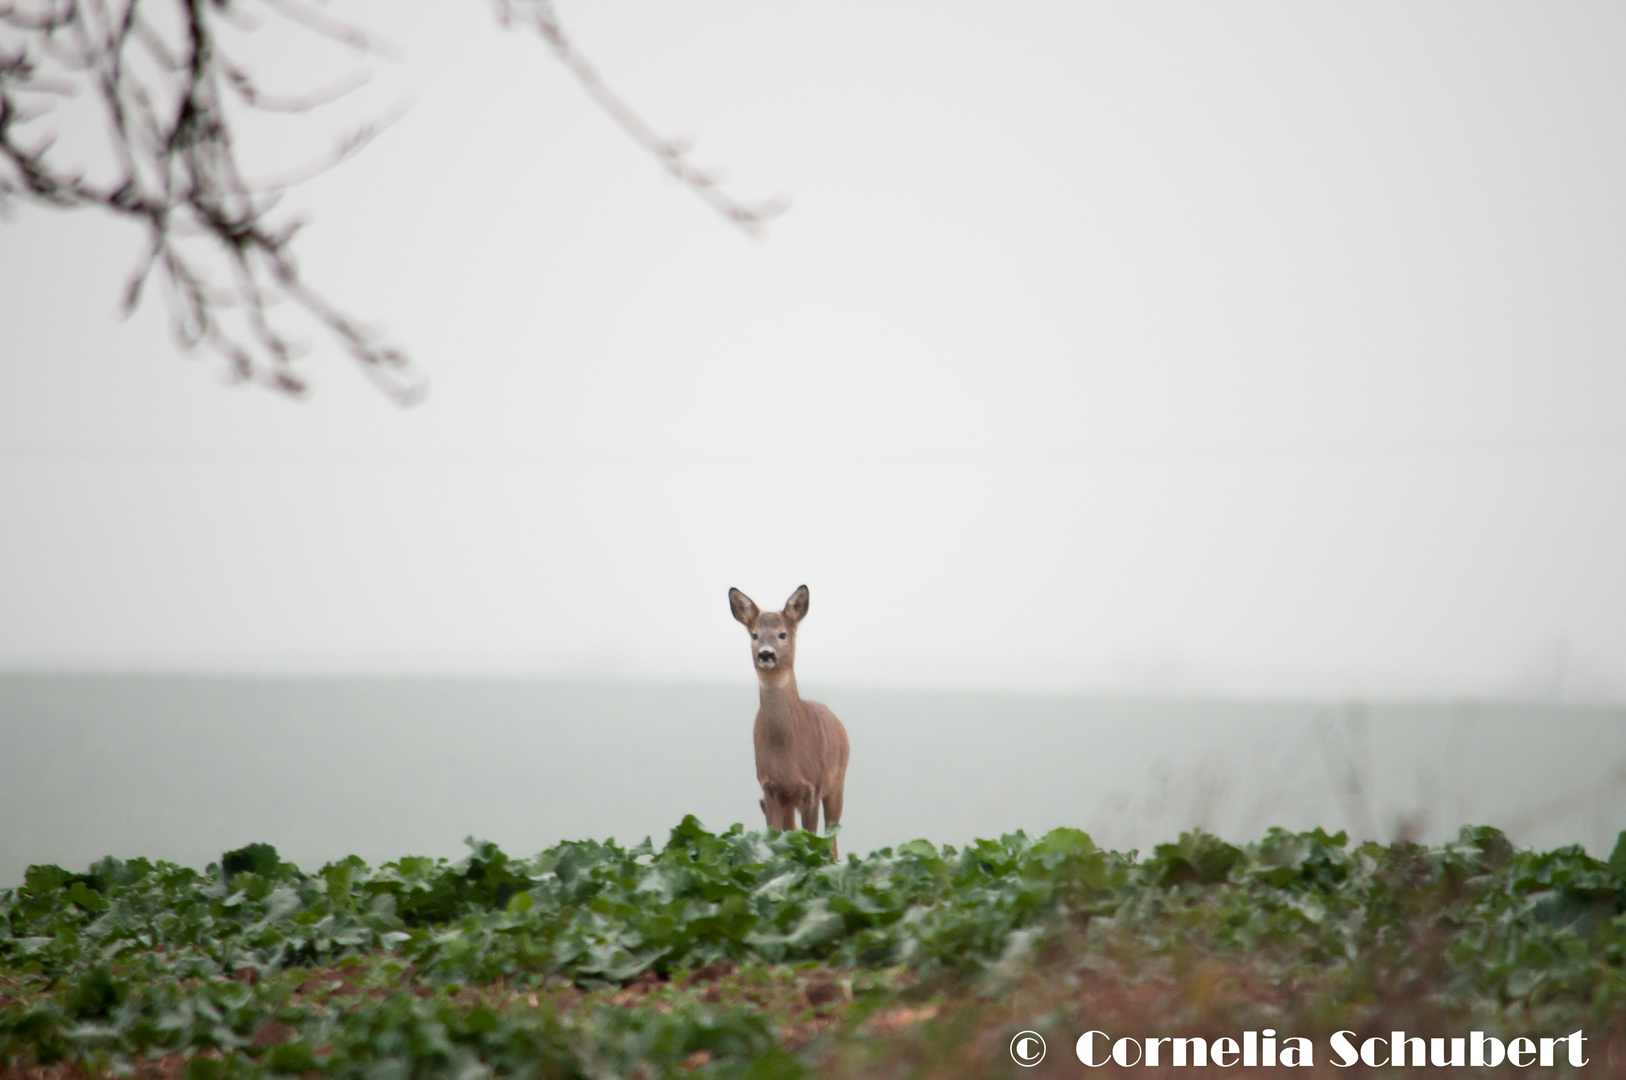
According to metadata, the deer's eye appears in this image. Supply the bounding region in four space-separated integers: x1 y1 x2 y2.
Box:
751 633 758 640
778 632 787 640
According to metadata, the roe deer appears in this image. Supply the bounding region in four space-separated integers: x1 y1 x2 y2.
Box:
729 585 850 855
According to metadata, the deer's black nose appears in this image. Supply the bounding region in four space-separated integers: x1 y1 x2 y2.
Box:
757 650 776 663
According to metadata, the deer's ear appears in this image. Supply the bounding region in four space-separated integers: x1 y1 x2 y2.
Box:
729 588 760 627
783 585 810 624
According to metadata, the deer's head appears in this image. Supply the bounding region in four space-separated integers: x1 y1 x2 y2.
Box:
729 585 809 677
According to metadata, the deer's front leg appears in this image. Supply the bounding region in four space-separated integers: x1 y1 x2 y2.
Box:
761 784 798 831
799 787 821 835
820 787 843 858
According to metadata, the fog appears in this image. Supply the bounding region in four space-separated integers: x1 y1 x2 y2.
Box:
3 674 1622 888
2 4 1624 878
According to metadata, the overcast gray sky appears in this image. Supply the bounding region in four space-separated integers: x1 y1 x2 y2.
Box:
2 2 1624 698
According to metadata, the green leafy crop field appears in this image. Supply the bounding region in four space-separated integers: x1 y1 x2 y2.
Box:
3 820 1623 1078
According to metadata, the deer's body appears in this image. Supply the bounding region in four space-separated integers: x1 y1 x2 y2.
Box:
730 586 849 853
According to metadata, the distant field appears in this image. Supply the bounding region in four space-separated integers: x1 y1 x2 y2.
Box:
3 674 1625 889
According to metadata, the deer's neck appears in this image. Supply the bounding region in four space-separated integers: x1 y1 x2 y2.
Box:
757 669 802 727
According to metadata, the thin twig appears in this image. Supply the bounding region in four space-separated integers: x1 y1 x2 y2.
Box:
494 0 788 237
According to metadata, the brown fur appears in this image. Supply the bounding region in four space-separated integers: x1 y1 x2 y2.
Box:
729 585 850 856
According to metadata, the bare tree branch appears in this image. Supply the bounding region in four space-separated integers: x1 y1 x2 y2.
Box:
1 0 423 402
1 0 787 402
257 0 397 59
492 0 789 237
